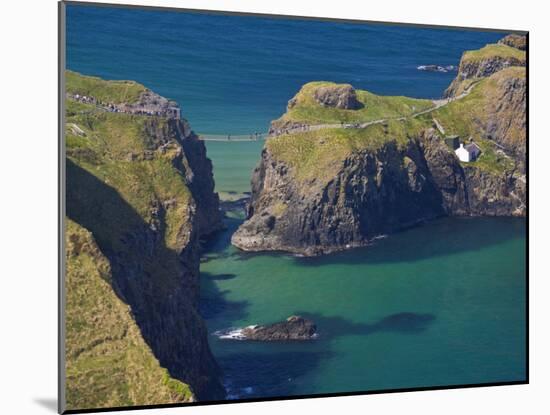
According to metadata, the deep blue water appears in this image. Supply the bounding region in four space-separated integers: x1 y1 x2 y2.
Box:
66 5 502 135
65 5 525 401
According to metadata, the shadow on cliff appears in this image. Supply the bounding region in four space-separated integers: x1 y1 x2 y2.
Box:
200 271 250 321
66 159 225 400
293 216 525 267
200 215 244 263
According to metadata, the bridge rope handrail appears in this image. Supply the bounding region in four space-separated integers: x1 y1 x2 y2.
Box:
196 133 269 141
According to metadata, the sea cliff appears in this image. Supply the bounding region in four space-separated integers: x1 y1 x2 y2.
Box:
232 36 526 256
65 71 224 409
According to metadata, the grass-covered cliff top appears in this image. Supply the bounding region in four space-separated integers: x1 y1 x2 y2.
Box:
431 67 524 140
267 66 523 182
66 97 192 251
427 66 523 174
66 72 195 299
267 119 424 183
461 43 526 64
65 220 193 410
66 70 147 104
273 81 435 126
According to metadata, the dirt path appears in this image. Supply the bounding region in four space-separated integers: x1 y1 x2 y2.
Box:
271 81 479 137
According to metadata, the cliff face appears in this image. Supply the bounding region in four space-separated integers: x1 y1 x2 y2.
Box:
444 42 526 98
234 136 445 255
65 72 224 410
65 220 194 408
498 34 527 51
232 37 526 256
233 128 524 255
484 69 527 165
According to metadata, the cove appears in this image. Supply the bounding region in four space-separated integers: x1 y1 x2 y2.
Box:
200 141 526 399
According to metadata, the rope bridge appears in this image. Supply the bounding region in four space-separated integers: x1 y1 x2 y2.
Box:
196 133 268 142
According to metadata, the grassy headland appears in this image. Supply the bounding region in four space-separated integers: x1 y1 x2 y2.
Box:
65 71 199 409
274 81 435 125
267 64 524 182
66 70 147 104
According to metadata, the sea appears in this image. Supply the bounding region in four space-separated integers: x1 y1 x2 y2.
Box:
66 4 526 400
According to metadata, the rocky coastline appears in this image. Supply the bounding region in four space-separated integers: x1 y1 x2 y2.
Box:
232 35 527 256
214 316 318 341
65 72 225 407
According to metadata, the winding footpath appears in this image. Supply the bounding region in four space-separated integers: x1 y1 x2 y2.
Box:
270 81 479 137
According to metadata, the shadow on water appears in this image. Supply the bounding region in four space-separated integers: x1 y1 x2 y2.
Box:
298 217 526 266
217 350 334 399
200 216 243 262
296 311 436 340
243 216 524 266
213 311 434 399
205 206 525 268
200 271 250 321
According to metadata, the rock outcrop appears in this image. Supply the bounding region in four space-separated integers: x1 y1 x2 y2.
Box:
232 37 526 256
232 128 524 255
241 316 317 341
65 72 224 410
444 40 526 98
498 34 527 51
66 70 181 118
313 84 363 109
484 69 527 168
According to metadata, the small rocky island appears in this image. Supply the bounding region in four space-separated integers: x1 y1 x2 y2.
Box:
216 316 318 341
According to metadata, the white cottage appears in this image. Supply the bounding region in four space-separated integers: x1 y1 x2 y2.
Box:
455 142 481 162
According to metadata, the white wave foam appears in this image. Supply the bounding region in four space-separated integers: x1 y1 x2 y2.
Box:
213 328 246 340
213 325 257 340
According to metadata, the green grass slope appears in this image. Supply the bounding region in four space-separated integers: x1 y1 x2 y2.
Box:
65 219 193 410
65 97 192 253
267 66 523 182
461 43 526 64
66 70 147 104
273 81 435 125
65 72 200 409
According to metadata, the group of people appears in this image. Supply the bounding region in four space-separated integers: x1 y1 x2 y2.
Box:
225 132 263 141
68 93 177 118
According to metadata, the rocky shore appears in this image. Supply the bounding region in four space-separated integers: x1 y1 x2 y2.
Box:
232 35 526 256
215 316 318 341
65 72 224 408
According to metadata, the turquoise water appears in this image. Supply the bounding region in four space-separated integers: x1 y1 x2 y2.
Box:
66 4 526 400
201 211 526 398
204 140 264 199
202 142 525 399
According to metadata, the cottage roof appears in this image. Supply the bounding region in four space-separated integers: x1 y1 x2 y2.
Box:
464 142 481 153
